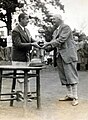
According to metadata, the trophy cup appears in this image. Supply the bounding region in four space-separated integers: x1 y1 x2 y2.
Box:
38 40 44 47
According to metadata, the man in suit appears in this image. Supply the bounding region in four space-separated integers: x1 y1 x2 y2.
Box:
43 14 79 106
12 13 40 97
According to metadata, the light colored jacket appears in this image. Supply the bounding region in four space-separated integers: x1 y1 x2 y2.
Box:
51 23 78 63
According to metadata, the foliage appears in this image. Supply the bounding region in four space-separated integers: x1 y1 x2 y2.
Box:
0 0 64 38
0 0 23 33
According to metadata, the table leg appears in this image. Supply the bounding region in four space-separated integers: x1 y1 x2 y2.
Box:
24 70 28 108
0 70 2 99
36 70 40 109
10 70 16 106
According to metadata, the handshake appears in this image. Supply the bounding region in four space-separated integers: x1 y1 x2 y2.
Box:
31 41 54 52
38 41 55 52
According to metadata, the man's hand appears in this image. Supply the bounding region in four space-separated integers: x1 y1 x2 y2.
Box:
42 42 50 49
31 42 41 48
43 44 54 52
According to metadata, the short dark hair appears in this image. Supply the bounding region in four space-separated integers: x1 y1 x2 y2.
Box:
18 13 28 22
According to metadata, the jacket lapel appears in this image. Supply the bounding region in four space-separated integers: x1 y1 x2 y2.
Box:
53 25 62 39
24 28 32 42
17 25 30 42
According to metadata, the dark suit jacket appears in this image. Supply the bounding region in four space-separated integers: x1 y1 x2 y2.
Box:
51 23 78 63
12 25 33 62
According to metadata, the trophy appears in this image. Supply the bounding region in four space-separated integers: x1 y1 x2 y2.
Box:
38 40 44 47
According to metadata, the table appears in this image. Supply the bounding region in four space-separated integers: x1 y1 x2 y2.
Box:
0 65 44 109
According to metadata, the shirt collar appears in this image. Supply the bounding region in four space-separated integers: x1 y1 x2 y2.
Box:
57 25 61 30
19 24 24 30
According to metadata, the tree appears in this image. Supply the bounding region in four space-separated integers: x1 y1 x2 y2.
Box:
0 0 64 37
0 0 23 34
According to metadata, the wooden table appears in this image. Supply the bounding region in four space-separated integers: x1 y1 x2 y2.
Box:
0 65 44 109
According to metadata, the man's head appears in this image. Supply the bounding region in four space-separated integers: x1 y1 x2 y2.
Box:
51 14 63 27
18 13 29 27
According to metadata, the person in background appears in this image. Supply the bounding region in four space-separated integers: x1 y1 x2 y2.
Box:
6 30 12 62
43 14 79 106
12 13 40 99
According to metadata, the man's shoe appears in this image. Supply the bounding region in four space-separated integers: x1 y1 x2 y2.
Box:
59 95 73 101
72 98 78 106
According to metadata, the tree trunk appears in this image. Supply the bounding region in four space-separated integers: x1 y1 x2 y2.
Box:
6 10 12 35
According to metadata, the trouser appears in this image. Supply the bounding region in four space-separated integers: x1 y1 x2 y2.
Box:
56 54 79 99
56 54 79 85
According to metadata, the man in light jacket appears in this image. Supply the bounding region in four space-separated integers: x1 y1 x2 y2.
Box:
43 14 79 106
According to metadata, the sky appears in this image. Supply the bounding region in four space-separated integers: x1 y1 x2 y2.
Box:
60 0 88 35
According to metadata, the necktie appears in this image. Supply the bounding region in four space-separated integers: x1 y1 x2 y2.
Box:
24 28 29 40
24 28 27 35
